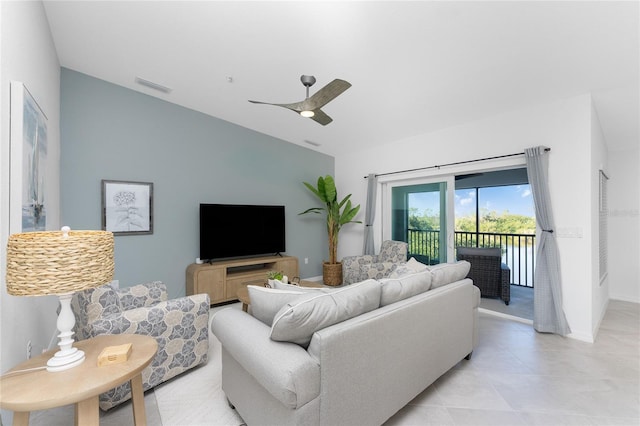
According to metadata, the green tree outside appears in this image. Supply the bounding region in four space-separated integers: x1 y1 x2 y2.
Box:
409 208 535 234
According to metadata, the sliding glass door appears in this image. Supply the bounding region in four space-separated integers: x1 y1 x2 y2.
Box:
382 177 454 264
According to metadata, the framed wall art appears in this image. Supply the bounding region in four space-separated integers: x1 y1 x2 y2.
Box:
102 180 153 235
10 81 48 232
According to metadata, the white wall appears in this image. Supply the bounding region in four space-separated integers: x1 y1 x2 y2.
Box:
1 0 61 392
590 101 609 335
608 148 640 303
336 94 604 341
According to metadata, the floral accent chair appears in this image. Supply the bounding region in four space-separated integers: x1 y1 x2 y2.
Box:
71 281 210 410
342 240 409 284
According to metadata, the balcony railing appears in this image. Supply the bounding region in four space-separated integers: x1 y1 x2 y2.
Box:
406 229 536 288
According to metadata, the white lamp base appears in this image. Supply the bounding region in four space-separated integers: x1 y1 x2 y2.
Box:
47 347 85 372
47 293 85 372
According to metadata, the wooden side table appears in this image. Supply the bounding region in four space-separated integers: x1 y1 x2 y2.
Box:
0 334 157 426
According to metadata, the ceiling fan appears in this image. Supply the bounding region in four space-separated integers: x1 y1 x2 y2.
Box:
249 75 351 126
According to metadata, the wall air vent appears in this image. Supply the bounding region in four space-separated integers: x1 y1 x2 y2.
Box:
135 77 172 94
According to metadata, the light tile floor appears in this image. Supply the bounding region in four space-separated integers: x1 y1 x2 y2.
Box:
480 285 534 321
24 300 639 426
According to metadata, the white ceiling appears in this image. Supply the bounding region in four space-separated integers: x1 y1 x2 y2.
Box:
43 1 639 157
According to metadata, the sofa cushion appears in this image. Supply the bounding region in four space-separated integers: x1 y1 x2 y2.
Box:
270 279 381 347
430 261 471 288
379 269 432 306
247 285 305 326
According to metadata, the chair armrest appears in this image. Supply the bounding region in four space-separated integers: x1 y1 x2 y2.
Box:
342 254 378 266
342 255 378 284
358 262 398 281
118 281 168 309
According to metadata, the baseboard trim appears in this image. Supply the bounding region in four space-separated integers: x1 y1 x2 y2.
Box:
610 294 640 304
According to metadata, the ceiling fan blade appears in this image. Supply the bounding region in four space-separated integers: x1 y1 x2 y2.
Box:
248 99 305 113
310 108 333 126
306 79 351 110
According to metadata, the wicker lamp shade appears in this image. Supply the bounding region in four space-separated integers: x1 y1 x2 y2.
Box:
6 229 114 296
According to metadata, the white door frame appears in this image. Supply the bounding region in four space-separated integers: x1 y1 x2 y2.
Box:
380 175 456 262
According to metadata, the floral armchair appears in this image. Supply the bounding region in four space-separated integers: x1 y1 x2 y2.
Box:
71 281 210 410
342 240 409 285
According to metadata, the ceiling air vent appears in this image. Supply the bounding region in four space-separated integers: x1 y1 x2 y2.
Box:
135 77 172 94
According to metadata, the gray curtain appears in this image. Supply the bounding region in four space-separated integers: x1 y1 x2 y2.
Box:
363 173 377 255
525 146 571 335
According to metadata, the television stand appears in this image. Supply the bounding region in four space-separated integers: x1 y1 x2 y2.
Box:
186 255 299 305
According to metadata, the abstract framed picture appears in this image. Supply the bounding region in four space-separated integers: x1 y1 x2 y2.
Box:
102 180 153 235
9 81 48 233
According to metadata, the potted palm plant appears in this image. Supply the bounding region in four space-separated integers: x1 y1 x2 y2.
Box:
299 175 361 285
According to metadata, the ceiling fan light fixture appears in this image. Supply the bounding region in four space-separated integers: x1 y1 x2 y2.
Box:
300 110 315 118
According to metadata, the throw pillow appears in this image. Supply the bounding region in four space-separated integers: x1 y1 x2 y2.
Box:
270 279 382 347
430 261 471 288
379 269 432 306
406 257 429 272
387 257 429 278
247 285 304 326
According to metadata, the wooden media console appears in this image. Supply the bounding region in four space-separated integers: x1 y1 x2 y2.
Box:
186 255 299 305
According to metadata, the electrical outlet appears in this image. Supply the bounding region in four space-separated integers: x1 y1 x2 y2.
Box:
26 340 32 359
304 258 309 264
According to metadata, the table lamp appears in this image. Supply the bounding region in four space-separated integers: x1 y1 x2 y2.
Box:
5 226 114 372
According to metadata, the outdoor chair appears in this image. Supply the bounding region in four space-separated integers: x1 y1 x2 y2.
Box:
456 247 510 305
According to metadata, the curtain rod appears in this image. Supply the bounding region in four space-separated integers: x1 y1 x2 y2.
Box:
364 148 551 179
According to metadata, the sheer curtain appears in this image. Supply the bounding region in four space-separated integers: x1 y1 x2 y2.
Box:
525 146 571 335
363 174 377 255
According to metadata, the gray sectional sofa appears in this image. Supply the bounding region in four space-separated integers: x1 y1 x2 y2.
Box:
211 261 480 426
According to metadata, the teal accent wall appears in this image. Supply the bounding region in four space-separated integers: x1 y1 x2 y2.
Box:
60 69 333 298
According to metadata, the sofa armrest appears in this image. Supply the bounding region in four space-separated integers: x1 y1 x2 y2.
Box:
118 281 168 310
211 308 320 409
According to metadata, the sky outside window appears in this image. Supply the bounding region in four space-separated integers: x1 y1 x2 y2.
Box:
455 185 534 217
455 185 535 233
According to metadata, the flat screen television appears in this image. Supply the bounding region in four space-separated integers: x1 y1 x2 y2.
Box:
199 203 286 261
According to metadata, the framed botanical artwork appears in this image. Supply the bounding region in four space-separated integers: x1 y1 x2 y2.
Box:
102 180 153 235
